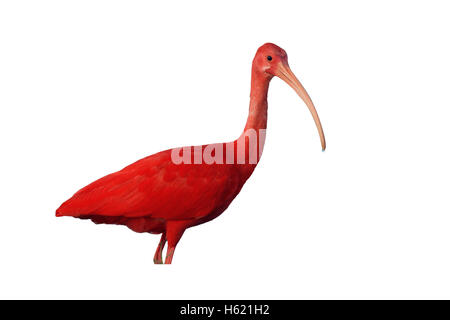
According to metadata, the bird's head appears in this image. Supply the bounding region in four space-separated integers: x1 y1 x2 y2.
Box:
253 43 326 151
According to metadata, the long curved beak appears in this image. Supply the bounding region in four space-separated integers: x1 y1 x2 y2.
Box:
276 62 326 151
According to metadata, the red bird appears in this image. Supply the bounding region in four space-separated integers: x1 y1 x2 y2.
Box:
56 43 326 264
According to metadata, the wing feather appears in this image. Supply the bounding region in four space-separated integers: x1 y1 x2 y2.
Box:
56 148 242 221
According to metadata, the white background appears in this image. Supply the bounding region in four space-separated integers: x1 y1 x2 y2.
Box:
1 1 450 299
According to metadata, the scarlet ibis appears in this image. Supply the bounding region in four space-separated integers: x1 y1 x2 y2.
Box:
56 43 326 264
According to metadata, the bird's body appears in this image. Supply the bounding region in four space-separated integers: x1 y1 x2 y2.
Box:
57 143 255 235
57 43 326 264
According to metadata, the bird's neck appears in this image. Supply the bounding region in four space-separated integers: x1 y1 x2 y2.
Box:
243 70 271 132
234 70 272 179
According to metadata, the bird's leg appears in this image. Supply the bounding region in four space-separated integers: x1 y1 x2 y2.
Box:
164 221 187 264
165 246 176 264
153 232 166 264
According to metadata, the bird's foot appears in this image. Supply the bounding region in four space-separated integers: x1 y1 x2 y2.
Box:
153 253 164 264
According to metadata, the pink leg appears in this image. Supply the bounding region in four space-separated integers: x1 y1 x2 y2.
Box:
164 221 188 264
153 232 166 264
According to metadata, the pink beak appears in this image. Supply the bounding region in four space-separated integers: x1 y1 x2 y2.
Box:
276 62 326 151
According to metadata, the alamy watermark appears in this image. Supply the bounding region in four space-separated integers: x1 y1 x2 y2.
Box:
171 129 266 165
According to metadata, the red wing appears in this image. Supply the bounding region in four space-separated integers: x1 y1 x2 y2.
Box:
56 149 242 221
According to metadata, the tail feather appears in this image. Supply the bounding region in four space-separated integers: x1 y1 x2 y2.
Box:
55 198 82 217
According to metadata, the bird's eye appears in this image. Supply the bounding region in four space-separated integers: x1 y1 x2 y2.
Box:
267 56 272 61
